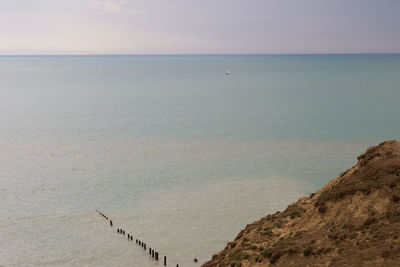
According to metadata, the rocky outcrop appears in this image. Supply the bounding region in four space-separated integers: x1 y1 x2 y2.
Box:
203 140 400 267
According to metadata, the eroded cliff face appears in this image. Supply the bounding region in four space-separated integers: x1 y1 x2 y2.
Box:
203 140 400 267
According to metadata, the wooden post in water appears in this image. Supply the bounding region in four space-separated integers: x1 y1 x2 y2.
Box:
155 252 159 261
144 243 146 250
152 250 155 258
164 256 167 266
149 248 151 255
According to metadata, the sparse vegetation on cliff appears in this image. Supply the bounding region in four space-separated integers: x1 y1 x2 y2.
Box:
203 140 400 267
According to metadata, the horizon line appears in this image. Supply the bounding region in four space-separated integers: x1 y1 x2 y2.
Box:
1 52 400 57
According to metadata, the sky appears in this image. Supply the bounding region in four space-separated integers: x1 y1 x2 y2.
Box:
1 0 400 54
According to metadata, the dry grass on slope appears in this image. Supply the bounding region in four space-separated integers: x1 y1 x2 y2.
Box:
202 140 400 267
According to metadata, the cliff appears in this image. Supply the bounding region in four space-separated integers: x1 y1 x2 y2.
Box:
203 140 400 267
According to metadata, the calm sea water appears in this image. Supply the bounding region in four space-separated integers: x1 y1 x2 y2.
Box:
0 54 399 266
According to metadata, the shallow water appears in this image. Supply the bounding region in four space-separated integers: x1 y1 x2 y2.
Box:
0 54 399 266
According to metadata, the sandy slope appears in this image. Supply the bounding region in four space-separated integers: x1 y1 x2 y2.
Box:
203 140 400 267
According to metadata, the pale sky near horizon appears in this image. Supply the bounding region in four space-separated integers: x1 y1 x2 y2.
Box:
1 0 400 54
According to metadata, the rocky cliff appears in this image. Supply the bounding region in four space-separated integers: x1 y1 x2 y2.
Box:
203 140 400 267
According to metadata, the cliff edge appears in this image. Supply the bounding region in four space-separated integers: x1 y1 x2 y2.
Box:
203 140 400 267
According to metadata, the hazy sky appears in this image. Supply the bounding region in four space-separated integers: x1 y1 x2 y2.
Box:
1 0 400 54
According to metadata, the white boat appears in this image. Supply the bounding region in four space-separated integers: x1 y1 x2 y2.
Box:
225 70 231 75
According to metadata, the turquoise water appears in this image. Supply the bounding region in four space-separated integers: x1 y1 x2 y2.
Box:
0 54 399 266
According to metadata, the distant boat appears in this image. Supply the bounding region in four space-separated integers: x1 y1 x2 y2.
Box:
225 70 231 75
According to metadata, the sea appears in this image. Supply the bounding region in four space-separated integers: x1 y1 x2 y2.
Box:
0 54 399 266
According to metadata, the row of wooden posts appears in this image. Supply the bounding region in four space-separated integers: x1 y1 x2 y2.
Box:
96 210 180 266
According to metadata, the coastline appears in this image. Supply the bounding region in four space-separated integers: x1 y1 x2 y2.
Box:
203 140 400 267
